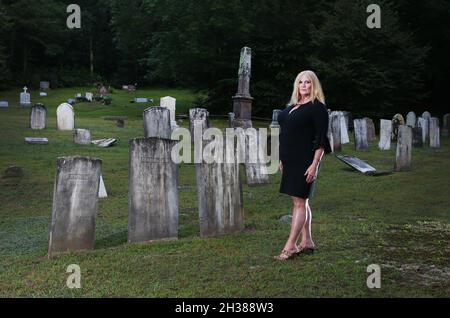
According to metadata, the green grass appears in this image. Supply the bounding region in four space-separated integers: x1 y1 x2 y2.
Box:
1 87 450 297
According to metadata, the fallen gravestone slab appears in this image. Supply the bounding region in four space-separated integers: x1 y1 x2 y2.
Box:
91 138 117 148
336 154 392 176
1 166 24 178
24 137 49 144
0 101 8 108
134 98 152 103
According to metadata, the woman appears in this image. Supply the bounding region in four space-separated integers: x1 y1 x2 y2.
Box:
275 70 332 261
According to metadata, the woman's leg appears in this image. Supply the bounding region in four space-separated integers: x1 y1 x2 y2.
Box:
282 196 307 251
299 200 315 249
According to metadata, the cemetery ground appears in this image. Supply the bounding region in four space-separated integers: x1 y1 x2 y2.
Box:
1 88 450 298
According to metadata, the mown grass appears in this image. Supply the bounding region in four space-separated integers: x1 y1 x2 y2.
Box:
0 87 449 297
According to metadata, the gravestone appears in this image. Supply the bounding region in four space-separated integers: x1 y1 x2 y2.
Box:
417 117 428 144
24 137 48 144
270 109 282 128
30 104 47 130
412 127 423 147
241 129 269 186
330 114 342 152
354 119 368 151
135 98 148 103
421 111 432 142
67 99 76 105
85 92 93 102
48 156 102 257
40 81 50 90
340 113 350 144
327 113 334 153
98 174 107 199
91 139 116 148
117 118 125 128
195 140 244 237
391 114 405 141
228 112 235 128
232 47 253 129
406 112 417 127
143 107 172 139
74 129 91 145
128 138 178 243
442 114 450 137
0 101 8 108
189 108 209 139
336 155 377 175
161 96 178 130
99 86 108 97
429 118 440 148
395 125 412 172
378 119 392 150
39 92 47 97
364 117 376 142
56 103 75 131
20 87 31 107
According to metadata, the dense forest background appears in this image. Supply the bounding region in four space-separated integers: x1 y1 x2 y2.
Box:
0 0 449 118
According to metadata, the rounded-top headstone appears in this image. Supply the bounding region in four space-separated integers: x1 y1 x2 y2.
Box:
406 112 417 127
57 103 75 131
30 103 47 130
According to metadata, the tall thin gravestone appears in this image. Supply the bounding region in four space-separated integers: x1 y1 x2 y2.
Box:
196 141 244 237
232 47 253 129
128 138 178 243
30 104 47 130
354 119 368 151
143 107 171 139
421 111 432 142
364 117 376 142
270 109 282 129
442 114 450 138
57 103 75 131
189 108 209 139
378 120 392 150
392 114 405 141
395 125 412 172
340 113 350 144
161 96 178 130
412 127 423 148
48 156 102 257
330 114 342 152
417 117 428 144
241 129 269 186
429 118 440 148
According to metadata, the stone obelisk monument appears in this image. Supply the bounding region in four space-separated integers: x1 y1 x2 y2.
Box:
232 47 253 129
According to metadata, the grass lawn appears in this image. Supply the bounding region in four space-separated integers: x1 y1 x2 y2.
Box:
0 87 449 297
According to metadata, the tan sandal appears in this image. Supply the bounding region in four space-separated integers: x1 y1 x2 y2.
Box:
274 247 300 261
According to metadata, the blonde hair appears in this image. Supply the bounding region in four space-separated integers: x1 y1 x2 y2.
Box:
289 70 325 106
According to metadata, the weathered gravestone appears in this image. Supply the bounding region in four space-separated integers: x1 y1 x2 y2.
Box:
228 112 235 128
429 118 440 148
378 119 392 150
40 81 50 90
48 156 102 257
56 103 75 131
395 125 412 172
364 117 376 142
354 119 368 151
85 92 93 102
30 104 47 130
91 138 117 148
406 112 417 127
232 47 253 129
443 114 450 137
24 137 49 144
128 138 178 243
330 113 342 152
417 117 428 144
340 113 350 144
421 111 432 142
189 108 210 139
270 109 282 129
144 107 172 139
0 101 8 108
161 96 178 130
74 129 91 145
135 98 150 103
240 128 269 186
412 127 423 147
20 87 31 107
391 114 405 141
98 174 107 199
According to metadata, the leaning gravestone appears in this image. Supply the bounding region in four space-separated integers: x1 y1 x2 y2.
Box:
56 103 75 131
417 117 428 144
391 114 405 141
144 107 171 139
354 119 368 151
395 125 412 172
412 127 423 147
30 104 47 130
429 118 440 148
189 108 210 139
91 139 116 148
406 112 417 127
270 109 282 129
378 119 392 150
20 87 31 107
0 101 8 108
442 114 450 138
128 138 178 243
364 117 376 142
48 156 102 257
196 140 244 237
74 129 91 145
330 113 342 152
161 96 178 130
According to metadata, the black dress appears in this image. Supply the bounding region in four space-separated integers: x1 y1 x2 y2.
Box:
278 100 332 199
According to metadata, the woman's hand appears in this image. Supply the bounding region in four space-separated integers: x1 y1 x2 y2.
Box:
304 162 319 183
